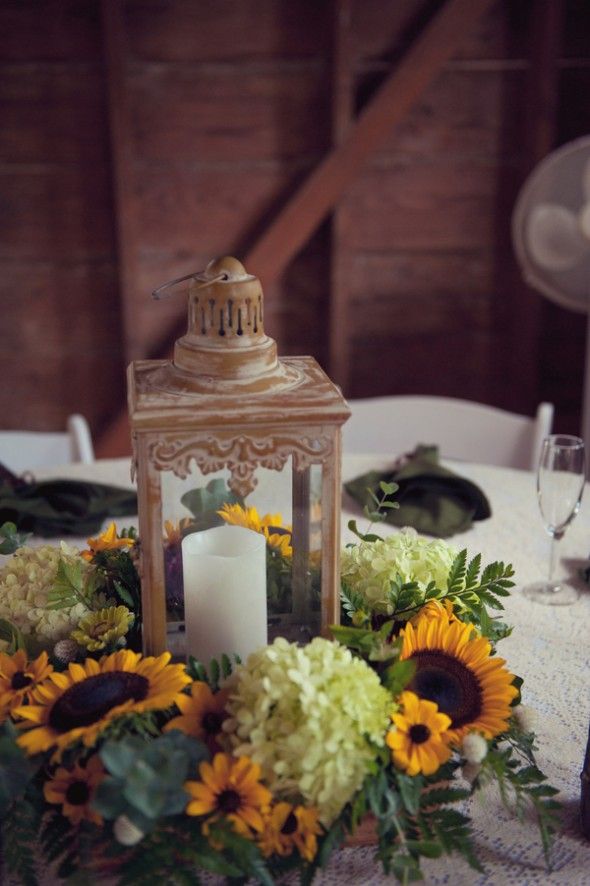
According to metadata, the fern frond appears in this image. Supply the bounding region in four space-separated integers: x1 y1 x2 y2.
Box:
446 550 467 593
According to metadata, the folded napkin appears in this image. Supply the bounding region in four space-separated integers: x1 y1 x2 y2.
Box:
344 445 491 538
0 463 137 537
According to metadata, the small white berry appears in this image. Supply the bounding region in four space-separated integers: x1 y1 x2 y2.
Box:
114 814 145 846
513 704 536 733
461 732 488 764
52 638 80 664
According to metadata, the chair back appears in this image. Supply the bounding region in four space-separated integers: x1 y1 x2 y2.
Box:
0 414 95 474
342 396 554 470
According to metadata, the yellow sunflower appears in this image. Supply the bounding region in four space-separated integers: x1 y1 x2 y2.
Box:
258 802 322 862
0 649 53 717
217 504 293 557
43 754 105 825
70 605 133 652
410 598 458 626
14 650 191 756
164 680 229 753
164 518 194 546
400 612 518 745
82 522 135 562
185 752 271 836
386 690 451 777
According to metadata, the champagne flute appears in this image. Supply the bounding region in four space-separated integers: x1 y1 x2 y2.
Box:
523 434 585 605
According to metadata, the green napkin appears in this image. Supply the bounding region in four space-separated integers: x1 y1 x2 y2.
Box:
0 467 137 537
344 445 491 538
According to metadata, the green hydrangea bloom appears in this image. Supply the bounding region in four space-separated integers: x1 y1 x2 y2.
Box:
222 637 392 825
341 527 457 616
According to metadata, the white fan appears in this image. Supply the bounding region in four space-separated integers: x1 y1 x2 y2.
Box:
512 135 590 450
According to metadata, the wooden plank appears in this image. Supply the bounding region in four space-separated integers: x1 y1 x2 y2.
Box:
101 0 142 362
0 260 123 432
125 0 331 62
0 63 109 164
0 1 102 61
343 160 501 251
0 168 115 260
128 62 330 162
348 330 494 401
370 68 525 162
348 251 493 330
244 0 497 284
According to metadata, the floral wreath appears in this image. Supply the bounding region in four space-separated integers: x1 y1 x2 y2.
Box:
0 486 559 884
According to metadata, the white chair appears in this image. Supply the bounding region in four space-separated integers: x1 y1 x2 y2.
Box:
0 414 95 474
342 396 554 471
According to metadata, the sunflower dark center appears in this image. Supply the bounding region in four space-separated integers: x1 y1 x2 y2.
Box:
65 780 90 806
409 650 482 729
202 711 223 734
281 812 298 835
408 724 431 744
11 671 32 690
217 789 241 813
49 671 149 733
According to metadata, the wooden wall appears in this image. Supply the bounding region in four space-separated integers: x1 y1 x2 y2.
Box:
1 0 588 454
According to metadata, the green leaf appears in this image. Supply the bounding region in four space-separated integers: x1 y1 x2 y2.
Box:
0 521 31 554
405 838 443 858
0 723 33 815
446 549 467 593
397 774 423 816
382 658 415 696
0 618 27 653
47 557 97 610
100 737 145 778
180 479 243 530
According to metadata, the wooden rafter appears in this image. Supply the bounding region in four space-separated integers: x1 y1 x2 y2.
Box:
101 0 142 363
97 0 496 456
329 0 355 389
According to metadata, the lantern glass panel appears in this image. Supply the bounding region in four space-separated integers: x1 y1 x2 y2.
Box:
158 457 323 656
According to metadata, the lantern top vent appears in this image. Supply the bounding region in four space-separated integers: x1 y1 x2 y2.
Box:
148 256 301 393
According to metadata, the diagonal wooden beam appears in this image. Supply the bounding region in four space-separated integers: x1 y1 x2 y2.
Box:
245 0 497 284
101 0 142 363
97 0 496 456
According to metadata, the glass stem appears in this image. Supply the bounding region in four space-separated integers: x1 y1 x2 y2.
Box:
548 531 563 585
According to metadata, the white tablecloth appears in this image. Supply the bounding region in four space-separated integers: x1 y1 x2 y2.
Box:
9 457 590 884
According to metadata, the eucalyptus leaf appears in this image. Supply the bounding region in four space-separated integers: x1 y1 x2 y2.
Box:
180 479 243 531
0 521 31 554
100 737 146 778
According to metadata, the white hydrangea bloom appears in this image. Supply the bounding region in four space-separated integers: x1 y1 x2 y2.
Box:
461 732 488 764
340 528 457 615
513 704 536 733
222 637 392 825
0 543 91 648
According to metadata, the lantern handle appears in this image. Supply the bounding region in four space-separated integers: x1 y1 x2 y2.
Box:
151 271 228 300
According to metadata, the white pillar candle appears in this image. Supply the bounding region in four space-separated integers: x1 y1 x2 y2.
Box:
182 524 267 664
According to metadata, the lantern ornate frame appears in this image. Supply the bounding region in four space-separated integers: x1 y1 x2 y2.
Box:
128 258 350 656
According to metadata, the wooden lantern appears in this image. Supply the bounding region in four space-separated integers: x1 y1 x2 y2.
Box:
128 256 350 656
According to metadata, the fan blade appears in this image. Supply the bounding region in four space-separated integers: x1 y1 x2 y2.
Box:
583 155 590 201
525 203 588 271
579 201 590 242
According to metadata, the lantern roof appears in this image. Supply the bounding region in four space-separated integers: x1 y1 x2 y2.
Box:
128 257 350 431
